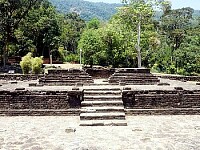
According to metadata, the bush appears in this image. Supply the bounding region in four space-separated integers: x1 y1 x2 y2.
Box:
20 52 32 74
65 53 79 63
166 64 176 74
32 56 43 74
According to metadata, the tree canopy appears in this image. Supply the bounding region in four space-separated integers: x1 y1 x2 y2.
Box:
0 0 199 76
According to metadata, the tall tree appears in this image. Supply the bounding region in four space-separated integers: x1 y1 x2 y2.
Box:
0 0 42 66
60 12 85 53
19 0 61 58
116 0 156 67
160 6 194 61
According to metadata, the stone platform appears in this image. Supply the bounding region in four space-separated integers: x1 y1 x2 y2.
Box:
108 68 160 85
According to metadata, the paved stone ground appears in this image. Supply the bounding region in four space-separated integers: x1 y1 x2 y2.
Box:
0 78 200 91
0 115 200 150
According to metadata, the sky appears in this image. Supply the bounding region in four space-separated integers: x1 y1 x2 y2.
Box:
86 0 200 10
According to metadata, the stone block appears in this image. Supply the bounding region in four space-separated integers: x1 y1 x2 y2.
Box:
119 81 126 86
65 127 76 133
29 83 37 87
76 82 83 87
10 81 17 84
15 88 25 90
174 87 184 90
123 87 131 90
157 83 170 86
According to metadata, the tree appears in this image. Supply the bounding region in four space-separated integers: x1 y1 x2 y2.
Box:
78 28 105 67
0 0 42 66
19 0 61 58
160 6 194 62
114 0 156 67
87 17 101 29
60 12 85 53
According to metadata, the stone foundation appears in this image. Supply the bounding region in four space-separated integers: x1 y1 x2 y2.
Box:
0 90 82 116
157 75 200 82
0 89 199 116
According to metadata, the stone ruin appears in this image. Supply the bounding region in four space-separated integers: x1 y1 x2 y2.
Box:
0 68 199 126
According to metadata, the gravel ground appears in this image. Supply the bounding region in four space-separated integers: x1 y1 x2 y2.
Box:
0 115 200 150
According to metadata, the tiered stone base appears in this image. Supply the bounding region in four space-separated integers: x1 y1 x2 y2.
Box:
39 69 94 86
108 68 160 85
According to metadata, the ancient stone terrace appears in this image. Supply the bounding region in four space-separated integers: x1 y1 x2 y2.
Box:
108 68 160 85
39 69 94 86
0 68 200 126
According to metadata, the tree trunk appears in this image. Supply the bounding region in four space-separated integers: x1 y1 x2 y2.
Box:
3 40 8 67
137 19 142 68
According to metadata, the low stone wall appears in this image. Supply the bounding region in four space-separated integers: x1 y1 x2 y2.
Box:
0 89 199 116
0 74 44 81
0 90 82 116
122 90 200 109
157 75 200 82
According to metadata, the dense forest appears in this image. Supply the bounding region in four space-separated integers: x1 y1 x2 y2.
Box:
0 0 199 76
49 0 122 21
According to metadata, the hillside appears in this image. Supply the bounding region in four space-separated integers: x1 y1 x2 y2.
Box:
49 0 122 21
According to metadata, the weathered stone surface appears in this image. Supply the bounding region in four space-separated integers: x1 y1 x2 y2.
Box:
65 127 76 133
0 90 82 115
157 82 170 86
174 87 184 90
0 74 43 81
157 75 200 82
39 69 94 86
0 116 200 149
108 68 160 85
29 83 37 87
15 88 25 90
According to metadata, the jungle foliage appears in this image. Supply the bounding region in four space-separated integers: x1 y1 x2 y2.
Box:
0 0 199 75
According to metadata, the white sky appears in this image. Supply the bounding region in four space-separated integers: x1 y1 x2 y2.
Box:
85 0 200 10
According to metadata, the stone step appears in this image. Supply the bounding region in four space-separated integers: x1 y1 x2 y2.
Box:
84 91 121 96
109 76 157 79
84 95 122 101
112 73 153 76
81 101 123 107
84 88 121 91
80 112 126 120
125 108 200 115
80 120 127 126
81 106 124 113
0 109 80 116
108 79 160 82
40 79 93 83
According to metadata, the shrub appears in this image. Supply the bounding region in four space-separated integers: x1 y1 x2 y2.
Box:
20 52 32 74
32 56 43 74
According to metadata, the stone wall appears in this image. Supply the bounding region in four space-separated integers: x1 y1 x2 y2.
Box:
122 90 200 109
0 90 82 116
157 75 200 82
0 74 44 81
0 89 199 116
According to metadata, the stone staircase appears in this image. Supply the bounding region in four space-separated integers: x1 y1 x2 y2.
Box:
80 88 127 126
